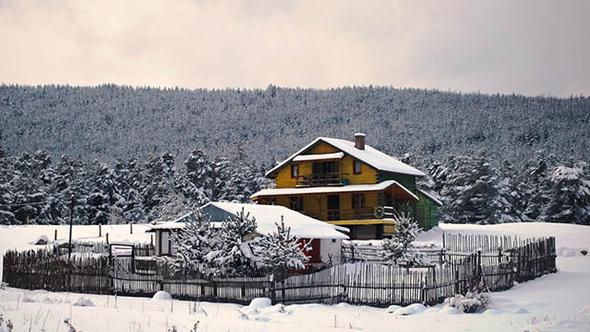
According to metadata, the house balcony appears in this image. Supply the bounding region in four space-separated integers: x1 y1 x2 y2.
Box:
303 206 398 222
296 172 347 187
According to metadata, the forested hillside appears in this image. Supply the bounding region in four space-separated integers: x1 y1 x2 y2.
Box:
1 85 588 168
0 85 588 226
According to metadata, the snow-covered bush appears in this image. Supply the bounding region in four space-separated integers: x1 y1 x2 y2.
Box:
446 291 491 313
382 214 430 267
252 220 310 278
0 314 14 332
73 297 95 307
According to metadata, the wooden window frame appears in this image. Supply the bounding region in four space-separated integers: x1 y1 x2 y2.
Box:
353 160 362 174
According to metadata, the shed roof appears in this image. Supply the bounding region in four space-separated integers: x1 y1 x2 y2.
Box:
201 202 349 240
266 136 425 177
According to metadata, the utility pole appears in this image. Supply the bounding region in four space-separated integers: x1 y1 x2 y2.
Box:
68 193 75 262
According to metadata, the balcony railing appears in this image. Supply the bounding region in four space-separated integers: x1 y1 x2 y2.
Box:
307 206 398 221
296 172 346 187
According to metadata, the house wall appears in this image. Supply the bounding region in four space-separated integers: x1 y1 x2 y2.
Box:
415 191 439 231
319 238 342 264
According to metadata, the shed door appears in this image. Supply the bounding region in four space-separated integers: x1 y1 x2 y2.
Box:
161 231 170 256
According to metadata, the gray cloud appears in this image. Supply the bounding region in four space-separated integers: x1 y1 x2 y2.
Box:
0 0 588 96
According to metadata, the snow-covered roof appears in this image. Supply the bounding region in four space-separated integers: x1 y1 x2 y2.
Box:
146 222 187 231
146 212 194 232
201 202 349 240
293 152 344 162
251 180 419 201
266 136 425 177
417 189 443 206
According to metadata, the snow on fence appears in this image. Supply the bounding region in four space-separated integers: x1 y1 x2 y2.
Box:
2 236 556 307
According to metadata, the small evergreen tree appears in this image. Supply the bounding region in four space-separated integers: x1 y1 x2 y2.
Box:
172 211 216 275
382 214 430 266
206 208 257 277
253 219 310 278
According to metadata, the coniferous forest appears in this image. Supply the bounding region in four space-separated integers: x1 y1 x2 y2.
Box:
0 85 588 225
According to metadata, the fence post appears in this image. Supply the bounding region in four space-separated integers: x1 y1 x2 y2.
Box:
54 229 57 241
270 274 276 304
421 277 427 305
454 269 460 294
99 224 102 237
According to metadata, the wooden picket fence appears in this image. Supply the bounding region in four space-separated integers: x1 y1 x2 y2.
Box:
2 235 556 307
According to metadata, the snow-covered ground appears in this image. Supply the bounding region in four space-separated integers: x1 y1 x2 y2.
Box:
0 222 589 331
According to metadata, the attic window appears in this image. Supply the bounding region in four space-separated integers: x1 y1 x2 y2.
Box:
353 160 362 174
291 164 299 178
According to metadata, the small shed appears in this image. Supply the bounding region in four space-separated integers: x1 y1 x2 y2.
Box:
146 212 193 257
147 202 349 265
201 202 349 265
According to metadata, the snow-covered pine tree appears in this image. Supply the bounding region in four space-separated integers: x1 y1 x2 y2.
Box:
113 158 145 223
182 149 212 204
211 156 235 201
206 208 257 277
171 211 216 275
382 213 430 266
440 152 509 224
521 153 554 221
496 160 527 223
141 153 178 221
253 219 310 278
541 161 590 224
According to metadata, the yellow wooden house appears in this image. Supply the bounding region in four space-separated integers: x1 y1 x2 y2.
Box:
250 133 442 239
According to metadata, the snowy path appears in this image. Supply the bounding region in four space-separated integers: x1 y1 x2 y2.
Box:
0 222 589 331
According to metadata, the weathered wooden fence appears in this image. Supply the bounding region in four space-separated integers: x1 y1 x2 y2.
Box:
2 249 111 294
2 235 556 307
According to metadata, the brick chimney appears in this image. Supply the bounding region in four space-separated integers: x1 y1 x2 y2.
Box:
354 133 366 150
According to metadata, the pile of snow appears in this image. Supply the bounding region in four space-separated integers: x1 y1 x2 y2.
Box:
392 303 426 316
32 235 49 245
73 297 95 307
248 297 272 310
386 305 402 313
151 291 172 300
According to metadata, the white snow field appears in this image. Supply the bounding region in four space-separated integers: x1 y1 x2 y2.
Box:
0 222 589 332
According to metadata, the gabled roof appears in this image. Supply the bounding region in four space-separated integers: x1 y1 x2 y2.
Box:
266 136 425 178
251 180 419 201
201 202 349 240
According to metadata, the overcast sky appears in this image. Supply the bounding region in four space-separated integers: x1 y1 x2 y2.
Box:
0 0 588 96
